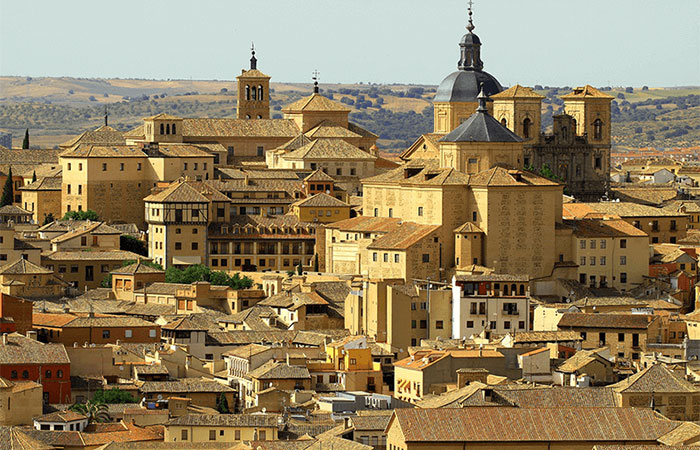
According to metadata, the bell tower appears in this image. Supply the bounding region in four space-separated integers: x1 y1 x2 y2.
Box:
236 44 271 119
561 85 613 146
491 85 544 144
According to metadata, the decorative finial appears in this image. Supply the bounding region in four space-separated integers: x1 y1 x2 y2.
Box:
250 42 257 70
476 83 490 112
104 106 108 126
312 70 320 94
467 0 475 32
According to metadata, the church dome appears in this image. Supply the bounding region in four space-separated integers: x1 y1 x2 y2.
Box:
434 69 502 103
460 32 481 45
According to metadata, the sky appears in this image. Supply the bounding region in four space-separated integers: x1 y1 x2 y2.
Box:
1 0 699 87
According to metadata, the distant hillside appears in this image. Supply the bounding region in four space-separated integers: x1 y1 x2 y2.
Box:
1 77 698 154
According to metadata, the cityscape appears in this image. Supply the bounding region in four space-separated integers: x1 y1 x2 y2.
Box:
0 1 699 449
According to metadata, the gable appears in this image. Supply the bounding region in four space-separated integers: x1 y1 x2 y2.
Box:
400 134 442 161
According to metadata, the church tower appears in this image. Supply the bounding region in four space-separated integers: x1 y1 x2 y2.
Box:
433 3 503 134
561 85 613 146
491 85 544 144
236 46 271 119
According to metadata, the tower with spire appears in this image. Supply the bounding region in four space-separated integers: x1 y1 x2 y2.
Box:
236 43 271 120
432 1 503 134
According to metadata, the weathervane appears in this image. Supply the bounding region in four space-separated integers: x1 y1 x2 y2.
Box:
312 70 320 93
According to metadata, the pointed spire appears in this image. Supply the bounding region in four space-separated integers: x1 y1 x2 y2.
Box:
312 70 320 94
466 0 475 32
104 106 109 127
250 42 257 70
476 84 491 112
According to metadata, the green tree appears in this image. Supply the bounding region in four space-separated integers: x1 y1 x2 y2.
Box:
120 235 147 256
164 264 252 289
92 388 137 404
216 393 229 414
42 213 55 226
296 261 303 276
69 400 111 423
62 209 99 221
31 170 37 183
0 166 14 207
22 129 29 149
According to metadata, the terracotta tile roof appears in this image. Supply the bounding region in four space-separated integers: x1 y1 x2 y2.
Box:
276 134 315 152
0 204 32 216
18 176 62 191
139 378 234 394
304 168 335 182
111 261 164 275
565 218 648 238
168 413 279 427
33 312 78 328
292 193 349 208
162 316 209 331
391 407 678 443
222 343 271 358
23 421 163 447
497 386 618 408
183 118 299 138
305 121 362 139
123 124 145 139
144 181 210 203
585 202 684 218
247 360 311 380
325 216 402 232
283 93 350 113
44 250 144 261
613 187 678 206
610 363 699 393
415 382 487 409
664 200 700 214
347 122 378 139
362 159 470 186
455 273 528 282
491 84 545 99
35 410 87 423
573 297 647 308
236 68 271 79
652 244 694 264
51 221 122 244
59 143 212 158
60 125 126 149
144 113 183 120
560 85 615 99
453 222 483 233
470 166 559 187
0 333 70 364
557 349 611 373
558 313 654 330
562 203 599 219
366 222 440 250
0 426 53 450
284 139 375 161
63 316 156 328
0 258 52 275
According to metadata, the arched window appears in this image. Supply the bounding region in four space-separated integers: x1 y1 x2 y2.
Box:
511 284 517 294
57 370 63 378
593 119 603 140
501 118 507 127
166 123 170 135
561 126 568 141
246 114 251 119
22 370 29 379
519 285 525 296
45 370 52 378
251 86 257 100
172 123 176 134
257 85 263 100
10 370 17 379
523 118 532 139
245 85 250 100
503 285 509 296
257 115 262 119
160 123 164 135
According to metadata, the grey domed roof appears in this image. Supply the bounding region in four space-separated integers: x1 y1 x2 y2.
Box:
434 69 503 103
461 32 481 45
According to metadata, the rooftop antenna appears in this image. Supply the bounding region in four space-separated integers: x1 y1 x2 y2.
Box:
312 70 320 94
467 0 475 32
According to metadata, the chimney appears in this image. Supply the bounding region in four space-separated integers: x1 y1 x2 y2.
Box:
286 353 290 366
63 306 70 313
26 330 37 341
1 334 6 345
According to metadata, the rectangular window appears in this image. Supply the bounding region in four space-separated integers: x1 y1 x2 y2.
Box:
175 242 182 250
372 252 377 262
618 332 625 342
620 256 627 265
383 253 389 263
137 163 142 171
125 329 132 338
373 208 378 217
466 320 474 328
419 320 427 329
590 256 596 266
590 240 596 249
388 208 393 218
102 330 110 339
120 163 124 171
235 430 241 440
580 256 586 266
192 242 198 250
418 206 423 216
209 430 216 441
257 146 264 156
70 265 78 273
436 320 444 329
620 239 627 249
600 240 606 249
394 254 400 263
102 163 107 171
518 321 525 329
181 430 188 441
411 320 416 329
194 163 198 170
580 240 586 249
422 254 430 263
621 272 627 283
600 256 606 266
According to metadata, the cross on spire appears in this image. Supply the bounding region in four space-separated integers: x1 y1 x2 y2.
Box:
104 106 109 126
467 0 475 32
312 70 320 93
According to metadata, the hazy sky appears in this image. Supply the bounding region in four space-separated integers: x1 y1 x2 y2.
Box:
1 0 698 87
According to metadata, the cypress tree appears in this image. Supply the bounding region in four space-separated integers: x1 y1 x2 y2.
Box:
1 167 14 207
31 170 37 183
216 393 229 413
22 129 29 149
